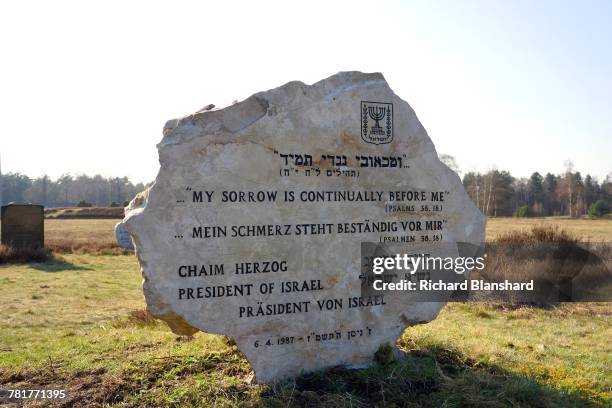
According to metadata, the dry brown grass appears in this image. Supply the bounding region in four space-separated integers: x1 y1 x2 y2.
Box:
476 226 611 303
1 366 128 407
486 216 612 241
45 207 124 219
0 244 54 263
0 240 130 262
111 309 158 329
496 225 578 245
47 239 131 255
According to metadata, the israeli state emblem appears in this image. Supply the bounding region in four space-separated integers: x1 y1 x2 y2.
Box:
361 101 393 145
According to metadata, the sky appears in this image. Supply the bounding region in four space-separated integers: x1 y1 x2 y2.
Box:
1 0 610 184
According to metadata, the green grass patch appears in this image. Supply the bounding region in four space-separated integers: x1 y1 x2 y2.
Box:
0 255 610 406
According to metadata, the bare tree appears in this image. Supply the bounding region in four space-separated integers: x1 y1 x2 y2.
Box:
563 160 574 217
439 154 461 175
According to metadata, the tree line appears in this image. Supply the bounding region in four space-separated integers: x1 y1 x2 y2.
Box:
459 162 612 217
0 173 148 208
1 162 611 217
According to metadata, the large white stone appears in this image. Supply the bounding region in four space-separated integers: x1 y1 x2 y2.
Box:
124 71 485 383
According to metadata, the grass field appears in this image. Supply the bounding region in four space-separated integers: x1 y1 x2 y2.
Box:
45 219 117 244
0 218 611 406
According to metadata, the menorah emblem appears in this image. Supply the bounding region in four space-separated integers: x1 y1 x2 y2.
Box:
368 106 387 136
360 101 393 145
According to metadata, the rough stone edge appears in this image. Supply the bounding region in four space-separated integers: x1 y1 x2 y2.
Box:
124 187 200 335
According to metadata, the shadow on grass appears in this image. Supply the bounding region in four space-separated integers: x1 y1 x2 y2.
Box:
263 344 602 407
0 343 603 407
29 259 94 272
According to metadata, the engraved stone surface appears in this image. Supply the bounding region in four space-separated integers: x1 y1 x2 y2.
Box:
1 204 44 249
124 71 485 383
114 221 134 250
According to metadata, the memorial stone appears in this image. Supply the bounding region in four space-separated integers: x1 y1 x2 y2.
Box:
124 71 486 382
1 204 44 249
114 221 134 249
